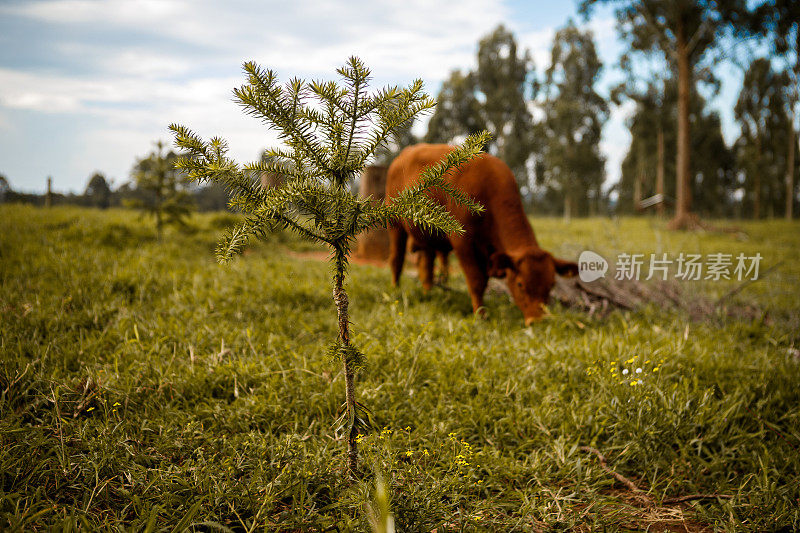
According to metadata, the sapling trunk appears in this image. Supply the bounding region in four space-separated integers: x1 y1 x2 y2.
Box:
333 253 358 474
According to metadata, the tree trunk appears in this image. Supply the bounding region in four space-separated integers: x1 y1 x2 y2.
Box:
786 125 797 220
333 263 358 475
790 23 800 220
754 136 762 219
787 112 796 220
656 125 665 217
668 16 695 230
634 142 644 212
45 177 53 208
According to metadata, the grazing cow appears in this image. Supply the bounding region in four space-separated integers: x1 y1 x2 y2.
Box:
386 143 578 324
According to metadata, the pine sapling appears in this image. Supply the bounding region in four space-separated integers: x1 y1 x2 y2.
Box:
170 57 489 475
129 140 194 238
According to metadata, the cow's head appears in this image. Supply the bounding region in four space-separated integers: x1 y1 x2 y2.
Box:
489 249 578 325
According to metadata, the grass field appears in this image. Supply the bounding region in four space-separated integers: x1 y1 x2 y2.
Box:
1 204 799 531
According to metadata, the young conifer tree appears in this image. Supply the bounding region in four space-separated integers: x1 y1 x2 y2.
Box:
129 140 194 238
170 57 489 474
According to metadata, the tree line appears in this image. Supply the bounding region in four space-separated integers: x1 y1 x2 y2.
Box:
1 1 796 223
0 148 230 213
386 1 798 223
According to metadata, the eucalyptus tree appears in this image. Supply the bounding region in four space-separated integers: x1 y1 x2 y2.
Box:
426 26 535 192
475 25 536 184
610 49 672 215
617 83 669 214
618 78 735 217
424 69 486 145
735 57 792 218
538 21 608 219
752 0 800 218
170 57 489 475
581 0 752 228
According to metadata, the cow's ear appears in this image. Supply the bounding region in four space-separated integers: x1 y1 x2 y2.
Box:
488 252 513 278
553 257 579 278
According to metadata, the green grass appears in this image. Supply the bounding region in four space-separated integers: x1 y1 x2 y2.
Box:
1 205 798 531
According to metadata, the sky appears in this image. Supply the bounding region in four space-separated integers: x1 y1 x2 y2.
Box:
0 0 745 194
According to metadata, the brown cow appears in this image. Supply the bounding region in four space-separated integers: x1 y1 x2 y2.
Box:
386 143 578 324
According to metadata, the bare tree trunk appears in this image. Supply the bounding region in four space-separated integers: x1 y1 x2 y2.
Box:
634 143 643 212
669 17 694 230
656 125 665 217
787 116 796 220
790 24 800 220
45 177 53 208
333 263 358 475
754 136 762 219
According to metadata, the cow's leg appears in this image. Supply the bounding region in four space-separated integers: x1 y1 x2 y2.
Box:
436 250 450 285
389 225 408 287
417 248 436 291
452 242 488 315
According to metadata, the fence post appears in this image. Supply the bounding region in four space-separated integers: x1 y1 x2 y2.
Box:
355 165 390 261
260 171 283 190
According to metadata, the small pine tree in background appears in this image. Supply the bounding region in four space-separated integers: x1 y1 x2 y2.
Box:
84 172 111 209
170 57 489 475
128 140 194 238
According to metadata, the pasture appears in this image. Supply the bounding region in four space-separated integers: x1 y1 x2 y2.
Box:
1 204 799 531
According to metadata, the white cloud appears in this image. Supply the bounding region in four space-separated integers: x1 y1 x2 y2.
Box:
0 1 657 194
1 0 510 191
4 0 183 24
4 0 507 79
0 68 235 113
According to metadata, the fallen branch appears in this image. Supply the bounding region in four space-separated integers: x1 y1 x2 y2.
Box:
662 493 733 504
576 279 636 310
580 446 735 509
579 446 648 499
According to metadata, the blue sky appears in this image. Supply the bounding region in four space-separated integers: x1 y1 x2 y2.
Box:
0 0 744 194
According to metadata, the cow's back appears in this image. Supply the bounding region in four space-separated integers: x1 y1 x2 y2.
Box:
386 144 454 198
386 143 527 246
